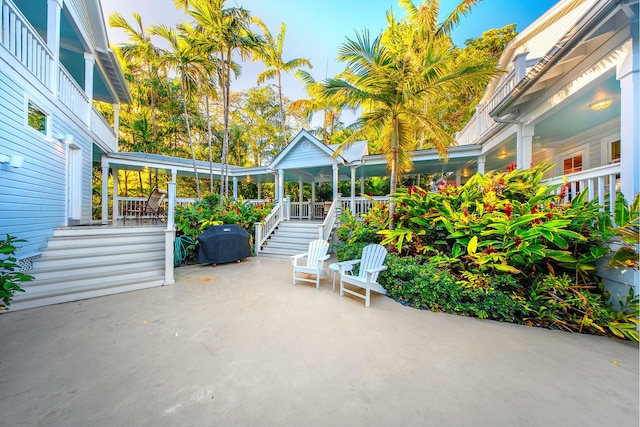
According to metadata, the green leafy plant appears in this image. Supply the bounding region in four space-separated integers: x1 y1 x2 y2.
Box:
608 192 639 269
1 235 34 310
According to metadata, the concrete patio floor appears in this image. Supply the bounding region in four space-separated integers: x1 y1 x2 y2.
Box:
0 256 638 426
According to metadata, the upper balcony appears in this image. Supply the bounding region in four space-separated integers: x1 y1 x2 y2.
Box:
0 0 130 153
456 54 540 147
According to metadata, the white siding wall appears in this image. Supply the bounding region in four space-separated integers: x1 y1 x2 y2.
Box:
0 68 94 256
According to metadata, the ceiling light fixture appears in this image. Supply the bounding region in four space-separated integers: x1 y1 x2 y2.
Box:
497 153 507 160
589 98 613 111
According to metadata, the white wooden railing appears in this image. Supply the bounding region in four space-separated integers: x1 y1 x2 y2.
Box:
455 56 537 146
341 196 389 217
1 0 116 146
254 200 286 254
546 163 621 214
58 66 90 122
290 201 311 220
1 0 53 88
321 198 341 241
90 105 117 152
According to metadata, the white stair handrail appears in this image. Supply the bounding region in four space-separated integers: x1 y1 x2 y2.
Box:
254 200 284 254
320 197 341 241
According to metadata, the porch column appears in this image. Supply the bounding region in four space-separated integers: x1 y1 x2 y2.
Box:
257 182 262 199
112 167 119 227
477 155 486 175
84 53 95 126
167 170 177 229
46 0 62 94
298 179 303 204
164 172 177 285
278 169 284 202
455 170 461 186
360 177 365 195
273 172 279 200
311 181 316 203
332 164 338 200
521 125 534 169
232 176 238 199
350 167 356 213
618 14 639 199
101 157 109 224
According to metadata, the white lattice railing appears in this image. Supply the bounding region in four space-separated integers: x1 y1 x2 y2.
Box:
290 201 311 220
254 200 285 254
1 0 53 88
546 163 621 213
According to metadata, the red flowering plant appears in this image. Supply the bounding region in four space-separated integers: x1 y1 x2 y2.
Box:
380 162 613 279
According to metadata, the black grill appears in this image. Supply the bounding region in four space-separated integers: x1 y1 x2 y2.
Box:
197 224 252 266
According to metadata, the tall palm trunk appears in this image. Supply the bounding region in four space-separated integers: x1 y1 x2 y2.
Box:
181 77 201 200
220 51 232 206
277 72 286 139
205 93 214 194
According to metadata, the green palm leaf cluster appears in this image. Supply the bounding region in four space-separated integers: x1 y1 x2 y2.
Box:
325 0 497 222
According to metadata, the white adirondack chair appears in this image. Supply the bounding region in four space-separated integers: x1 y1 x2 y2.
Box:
337 244 388 307
291 239 330 288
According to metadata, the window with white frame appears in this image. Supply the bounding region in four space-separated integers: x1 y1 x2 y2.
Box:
609 139 620 163
562 153 583 175
27 102 48 135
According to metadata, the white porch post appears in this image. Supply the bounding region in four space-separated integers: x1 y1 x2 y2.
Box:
101 157 109 224
618 15 639 199
164 173 177 285
46 0 62 94
332 164 338 200
273 172 279 200
477 155 486 175
455 170 461 185
84 53 94 126
521 125 534 169
232 176 238 200
298 179 303 204
112 167 119 227
278 169 284 202
311 181 316 203
350 167 356 213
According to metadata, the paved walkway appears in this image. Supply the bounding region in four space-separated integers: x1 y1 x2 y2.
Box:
0 256 638 426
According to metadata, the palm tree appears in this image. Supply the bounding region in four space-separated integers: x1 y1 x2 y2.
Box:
180 0 259 205
291 69 352 143
251 18 312 141
324 0 495 224
150 23 209 199
108 12 161 140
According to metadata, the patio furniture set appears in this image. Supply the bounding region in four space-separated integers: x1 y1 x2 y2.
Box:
291 239 388 307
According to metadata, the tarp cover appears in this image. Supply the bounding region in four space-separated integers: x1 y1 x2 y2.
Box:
197 224 251 265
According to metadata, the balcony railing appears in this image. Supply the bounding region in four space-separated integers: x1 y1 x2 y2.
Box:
1 0 53 88
1 0 116 150
545 163 621 214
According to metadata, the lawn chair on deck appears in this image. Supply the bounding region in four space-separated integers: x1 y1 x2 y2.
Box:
337 243 388 307
124 188 167 223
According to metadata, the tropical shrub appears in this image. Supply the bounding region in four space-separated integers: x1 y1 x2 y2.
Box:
174 198 273 265
336 163 638 340
1 235 33 310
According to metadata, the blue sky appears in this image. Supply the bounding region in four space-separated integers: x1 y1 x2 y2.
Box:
102 0 558 105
